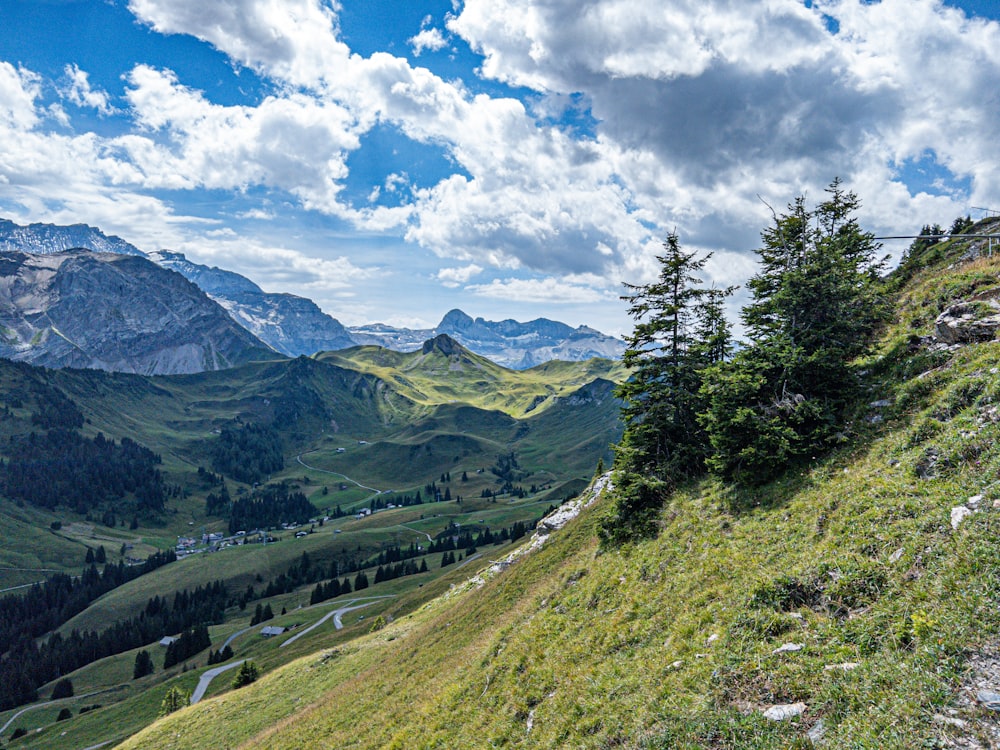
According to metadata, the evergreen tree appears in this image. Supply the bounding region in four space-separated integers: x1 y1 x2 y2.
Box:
601 233 732 542
702 179 887 485
133 650 154 679
51 678 74 699
232 660 260 688
158 686 189 717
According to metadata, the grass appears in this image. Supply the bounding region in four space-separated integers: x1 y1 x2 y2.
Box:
107 230 1000 748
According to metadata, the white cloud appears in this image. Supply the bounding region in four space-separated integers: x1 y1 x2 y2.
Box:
409 27 448 56
0 63 41 130
467 276 613 304
3 0 1000 338
63 64 115 115
122 64 359 210
437 263 483 287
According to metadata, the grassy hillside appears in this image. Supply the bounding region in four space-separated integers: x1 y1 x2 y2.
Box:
0 337 621 586
112 226 1000 748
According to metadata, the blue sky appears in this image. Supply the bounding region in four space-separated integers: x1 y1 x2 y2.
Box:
1 0 999 335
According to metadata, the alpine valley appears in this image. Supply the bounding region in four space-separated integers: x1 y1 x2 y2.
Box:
4 216 1000 750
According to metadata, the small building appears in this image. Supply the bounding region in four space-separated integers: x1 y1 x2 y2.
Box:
295 530 308 538
260 626 286 637
159 636 178 647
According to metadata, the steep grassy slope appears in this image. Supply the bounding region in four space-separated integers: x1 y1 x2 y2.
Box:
116 230 1000 748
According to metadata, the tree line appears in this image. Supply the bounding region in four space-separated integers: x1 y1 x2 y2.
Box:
0 579 226 711
210 422 284 484
603 180 889 542
227 482 316 533
0 550 175 657
0 428 165 515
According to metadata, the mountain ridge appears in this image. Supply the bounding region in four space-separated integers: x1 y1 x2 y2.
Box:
0 218 623 369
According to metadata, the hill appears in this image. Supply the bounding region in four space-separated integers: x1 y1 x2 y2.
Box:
109 220 1000 748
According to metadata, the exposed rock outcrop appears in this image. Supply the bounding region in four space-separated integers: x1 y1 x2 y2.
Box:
934 288 1000 345
0 250 277 374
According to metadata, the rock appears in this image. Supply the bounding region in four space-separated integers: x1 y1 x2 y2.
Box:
976 689 1000 710
762 702 806 721
823 662 859 671
889 548 904 564
772 642 805 655
967 494 983 510
994 499 1000 510
932 713 968 728
935 297 1000 345
706 634 719 645
807 719 826 743
869 399 892 408
951 505 974 530
915 448 939 479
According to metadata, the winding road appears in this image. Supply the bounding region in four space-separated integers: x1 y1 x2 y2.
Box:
296 452 382 495
190 660 246 704
0 690 106 734
280 596 394 648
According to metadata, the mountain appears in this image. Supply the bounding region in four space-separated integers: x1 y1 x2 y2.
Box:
150 250 355 356
106 222 1000 749
0 218 145 256
348 308 625 368
318 333 627 417
0 250 277 374
0 217 622 367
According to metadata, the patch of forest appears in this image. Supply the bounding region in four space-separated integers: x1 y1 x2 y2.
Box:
0 429 165 515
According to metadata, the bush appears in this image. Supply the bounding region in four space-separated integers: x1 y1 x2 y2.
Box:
57 707 72 721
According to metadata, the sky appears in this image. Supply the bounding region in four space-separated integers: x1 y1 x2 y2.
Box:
1 0 999 336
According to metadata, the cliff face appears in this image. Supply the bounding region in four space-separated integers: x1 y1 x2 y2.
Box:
150 251 355 356
0 250 277 374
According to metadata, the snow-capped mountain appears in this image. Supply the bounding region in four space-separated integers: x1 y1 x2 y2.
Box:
0 217 624 369
349 308 624 368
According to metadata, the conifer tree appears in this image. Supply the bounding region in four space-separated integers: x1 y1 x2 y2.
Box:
601 233 732 542
702 179 887 485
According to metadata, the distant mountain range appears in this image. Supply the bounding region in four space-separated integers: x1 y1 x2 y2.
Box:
0 218 624 372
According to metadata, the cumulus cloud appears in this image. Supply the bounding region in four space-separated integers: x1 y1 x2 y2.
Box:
3 0 1000 334
437 263 483 287
409 27 448 56
63 64 115 115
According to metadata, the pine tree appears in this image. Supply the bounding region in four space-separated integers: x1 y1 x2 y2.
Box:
158 686 189 716
232 660 260 688
133 650 154 679
601 233 733 542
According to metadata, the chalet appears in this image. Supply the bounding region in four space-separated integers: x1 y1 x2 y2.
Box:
260 626 286 637
158 636 178 647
